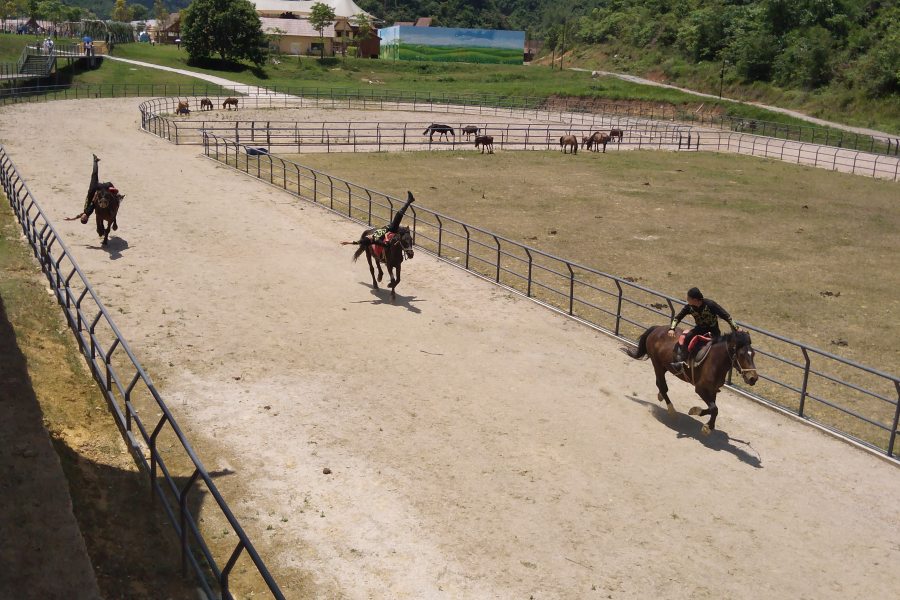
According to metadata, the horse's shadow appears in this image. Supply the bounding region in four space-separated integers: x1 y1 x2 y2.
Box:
87 236 129 260
627 395 763 468
351 282 424 313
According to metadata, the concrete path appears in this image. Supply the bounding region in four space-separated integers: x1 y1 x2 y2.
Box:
104 55 290 98
576 68 898 138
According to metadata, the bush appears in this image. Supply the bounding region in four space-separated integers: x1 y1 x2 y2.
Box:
774 26 833 89
733 31 778 82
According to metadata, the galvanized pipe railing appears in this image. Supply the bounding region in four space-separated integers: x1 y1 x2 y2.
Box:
0 142 286 600
202 130 900 463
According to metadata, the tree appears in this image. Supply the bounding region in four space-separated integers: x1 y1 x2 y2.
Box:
111 0 134 22
181 0 267 66
37 0 63 24
266 25 286 54
153 0 168 28
352 12 373 58
27 0 37 18
308 1 335 59
131 3 148 20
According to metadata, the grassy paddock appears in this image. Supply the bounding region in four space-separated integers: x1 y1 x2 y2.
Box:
265 148 900 449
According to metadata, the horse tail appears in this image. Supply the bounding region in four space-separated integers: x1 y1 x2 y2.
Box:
619 325 658 360
351 242 367 262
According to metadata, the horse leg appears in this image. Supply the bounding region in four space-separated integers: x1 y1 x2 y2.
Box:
102 220 111 246
654 366 677 418
365 249 378 289
389 262 401 302
95 213 104 237
688 389 718 436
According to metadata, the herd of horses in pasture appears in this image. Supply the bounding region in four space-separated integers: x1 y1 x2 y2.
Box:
421 123 622 156
176 97 240 115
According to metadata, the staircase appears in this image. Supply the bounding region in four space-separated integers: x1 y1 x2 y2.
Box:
19 54 52 78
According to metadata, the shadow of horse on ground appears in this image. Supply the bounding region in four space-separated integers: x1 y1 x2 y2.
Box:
627 395 762 468
87 236 129 260
350 281 424 313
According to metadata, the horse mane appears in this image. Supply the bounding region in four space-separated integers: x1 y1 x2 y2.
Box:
717 330 751 348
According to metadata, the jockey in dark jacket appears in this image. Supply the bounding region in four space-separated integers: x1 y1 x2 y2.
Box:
79 154 115 223
668 287 742 372
353 191 415 248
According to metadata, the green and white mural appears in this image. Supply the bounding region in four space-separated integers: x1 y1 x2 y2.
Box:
379 26 525 65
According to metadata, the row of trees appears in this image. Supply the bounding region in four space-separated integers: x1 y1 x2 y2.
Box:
0 0 165 26
571 0 900 97
180 0 373 66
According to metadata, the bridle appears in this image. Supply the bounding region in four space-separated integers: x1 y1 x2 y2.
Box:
728 341 758 376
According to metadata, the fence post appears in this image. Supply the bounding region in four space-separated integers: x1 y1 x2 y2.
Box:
462 224 470 269
798 348 811 417
567 263 574 316
614 280 623 336
889 382 900 457
180 468 201 576
435 215 443 257
493 235 501 282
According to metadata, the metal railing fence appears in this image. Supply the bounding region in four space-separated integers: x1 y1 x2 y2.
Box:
202 130 900 463
142 117 692 151
0 142 285 600
0 83 233 105
5 82 897 156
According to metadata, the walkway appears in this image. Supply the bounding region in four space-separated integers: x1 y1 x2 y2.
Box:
576 68 897 138
104 55 291 98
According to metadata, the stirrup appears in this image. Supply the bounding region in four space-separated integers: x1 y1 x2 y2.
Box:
671 361 684 373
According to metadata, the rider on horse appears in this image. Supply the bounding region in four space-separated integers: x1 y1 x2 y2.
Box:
668 287 742 373
78 155 116 224
351 192 415 250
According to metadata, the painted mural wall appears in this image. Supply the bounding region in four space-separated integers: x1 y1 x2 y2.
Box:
378 26 525 65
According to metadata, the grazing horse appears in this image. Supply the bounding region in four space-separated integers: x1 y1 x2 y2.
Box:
91 188 124 246
222 97 239 110
200 98 213 111
560 135 578 154
423 123 455 142
462 125 479 140
475 135 494 154
620 326 758 435
176 101 190 115
609 128 623 140
348 226 414 303
588 132 611 153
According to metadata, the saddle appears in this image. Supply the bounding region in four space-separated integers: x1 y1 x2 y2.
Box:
368 231 396 260
679 333 713 368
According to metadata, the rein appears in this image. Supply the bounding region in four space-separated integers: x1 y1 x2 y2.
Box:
728 342 758 376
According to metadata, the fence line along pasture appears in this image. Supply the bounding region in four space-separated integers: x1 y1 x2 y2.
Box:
0 143 286 600
138 96 900 181
3 82 894 156
201 130 900 464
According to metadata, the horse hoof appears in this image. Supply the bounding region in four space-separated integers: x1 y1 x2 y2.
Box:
667 404 677 418
377 273 383 282
112 223 118 231
689 407 702 416
701 424 711 436
657 392 664 403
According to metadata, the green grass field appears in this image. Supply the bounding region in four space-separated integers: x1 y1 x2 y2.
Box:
98 42 818 127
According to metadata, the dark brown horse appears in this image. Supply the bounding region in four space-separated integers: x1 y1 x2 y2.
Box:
620 326 758 435
423 124 455 142
348 227 414 303
462 125 479 140
91 188 123 246
223 97 239 110
475 135 494 154
200 98 213 111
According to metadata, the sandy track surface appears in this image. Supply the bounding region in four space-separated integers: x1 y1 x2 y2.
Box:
2 98 899 599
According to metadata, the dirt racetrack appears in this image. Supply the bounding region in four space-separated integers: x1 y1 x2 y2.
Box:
2 98 899 599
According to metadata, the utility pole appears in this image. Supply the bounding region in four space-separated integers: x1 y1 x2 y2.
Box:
719 58 729 99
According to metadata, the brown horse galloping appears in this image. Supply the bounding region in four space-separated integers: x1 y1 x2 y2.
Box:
620 326 758 435
347 227 414 303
